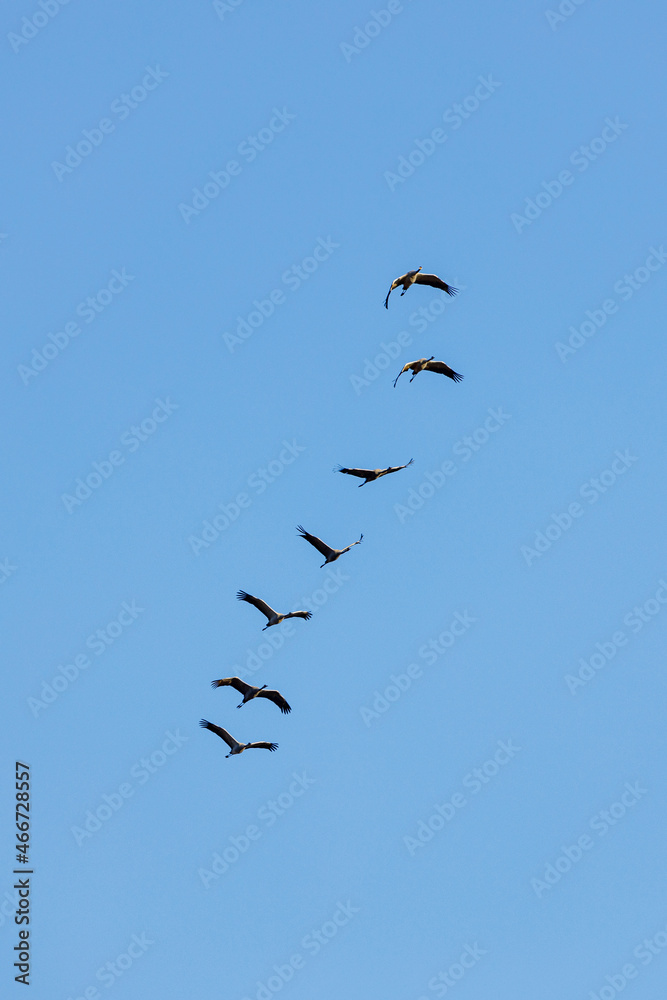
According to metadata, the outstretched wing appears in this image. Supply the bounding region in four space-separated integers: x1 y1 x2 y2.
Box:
383 458 414 475
284 610 312 621
425 360 463 382
336 466 375 479
414 273 458 296
237 590 276 620
297 525 334 560
246 741 279 752
211 676 254 696
199 719 237 750
258 689 292 714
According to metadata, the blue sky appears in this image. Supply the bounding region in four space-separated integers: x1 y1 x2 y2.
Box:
2 1 667 998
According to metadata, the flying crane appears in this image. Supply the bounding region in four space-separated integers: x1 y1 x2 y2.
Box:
385 267 458 308
393 357 463 387
297 525 363 566
237 590 312 630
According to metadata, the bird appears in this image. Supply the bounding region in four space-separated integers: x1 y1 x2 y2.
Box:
297 525 363 567
336 459 414 487
211 677 291 714
385 267 458 308
199 719 278 757
237 590 312 630
393 357 463 387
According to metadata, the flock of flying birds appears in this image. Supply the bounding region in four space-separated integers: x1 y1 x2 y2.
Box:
200 267 461 759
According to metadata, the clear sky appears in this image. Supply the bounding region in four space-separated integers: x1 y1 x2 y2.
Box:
2 1 666 998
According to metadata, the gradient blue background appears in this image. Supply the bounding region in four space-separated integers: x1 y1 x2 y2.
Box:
2 1 666 997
